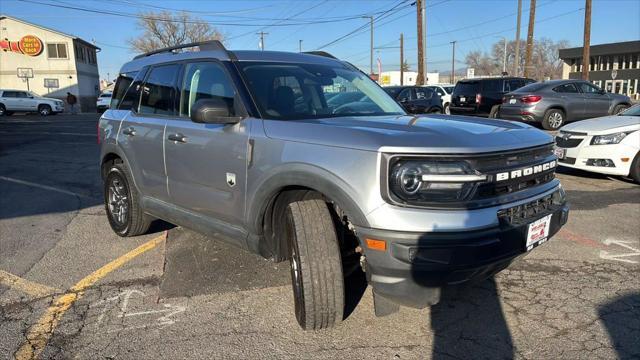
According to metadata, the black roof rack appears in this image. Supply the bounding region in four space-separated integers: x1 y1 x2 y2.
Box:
302 51 337 59
133 40 228 60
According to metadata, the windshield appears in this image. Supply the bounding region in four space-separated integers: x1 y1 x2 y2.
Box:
620 104 640 116
238 61 405 120
28 91 42 98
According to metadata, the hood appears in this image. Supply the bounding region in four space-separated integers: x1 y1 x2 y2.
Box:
263 114 553 153
560 115 640 135
37 96 63 103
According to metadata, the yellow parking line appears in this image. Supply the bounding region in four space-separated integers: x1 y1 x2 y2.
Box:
0 270 59 298
14 232 166 360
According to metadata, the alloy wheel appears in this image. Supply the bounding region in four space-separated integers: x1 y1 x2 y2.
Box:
549 112 563 128
107 176 129 226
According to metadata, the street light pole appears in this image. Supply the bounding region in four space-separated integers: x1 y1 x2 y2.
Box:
497 36 507 74
362 16 374 75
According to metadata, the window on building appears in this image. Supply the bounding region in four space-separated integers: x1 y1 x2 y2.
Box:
139 64 180 115
47 43 68 59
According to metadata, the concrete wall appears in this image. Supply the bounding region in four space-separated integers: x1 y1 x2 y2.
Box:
0 17 100 111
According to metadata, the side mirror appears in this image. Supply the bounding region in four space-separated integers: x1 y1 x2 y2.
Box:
190 97 242 124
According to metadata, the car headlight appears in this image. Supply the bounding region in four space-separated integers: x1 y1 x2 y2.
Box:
389 159 486 203
590 132 627 145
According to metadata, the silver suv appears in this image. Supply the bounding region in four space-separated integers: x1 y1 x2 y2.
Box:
99 41 569 330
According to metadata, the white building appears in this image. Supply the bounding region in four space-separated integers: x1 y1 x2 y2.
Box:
0 15 101 111
378 71 440 86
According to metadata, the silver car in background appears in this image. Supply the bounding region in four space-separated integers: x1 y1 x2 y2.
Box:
499 79 632 130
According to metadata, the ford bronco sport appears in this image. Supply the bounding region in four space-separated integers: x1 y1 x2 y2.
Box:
99 41 569 330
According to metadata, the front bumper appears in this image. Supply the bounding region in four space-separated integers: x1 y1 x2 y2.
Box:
356 197 569 309
556 136 636 176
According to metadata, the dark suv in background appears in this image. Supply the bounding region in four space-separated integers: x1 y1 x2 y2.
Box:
384 86 443 114
450 77 534 118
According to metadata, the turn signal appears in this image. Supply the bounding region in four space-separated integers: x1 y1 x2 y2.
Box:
366 238 386 251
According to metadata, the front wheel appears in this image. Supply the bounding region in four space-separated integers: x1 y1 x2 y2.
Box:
104 162 151 236
38 104 52 116
630 153 640 184
285 196 344 330
542 109 565 130
444 103 450 115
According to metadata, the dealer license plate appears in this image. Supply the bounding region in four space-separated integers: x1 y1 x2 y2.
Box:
526 214 552 251
554 147 566 159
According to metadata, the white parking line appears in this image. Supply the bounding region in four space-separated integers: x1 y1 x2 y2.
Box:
0 176 97 200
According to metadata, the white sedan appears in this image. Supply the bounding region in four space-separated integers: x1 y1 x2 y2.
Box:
554 104 640 183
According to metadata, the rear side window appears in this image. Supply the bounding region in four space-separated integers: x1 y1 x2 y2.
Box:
504 79 525 92
482 80 501 92
553 83 579 93
140 64 181 116
2 91 17 97
118 69 148 111
179 62 236 117
415 88 433 99
398 88 413 100
110 71 137 109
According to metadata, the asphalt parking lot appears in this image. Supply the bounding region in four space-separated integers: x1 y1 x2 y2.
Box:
1 114 638 360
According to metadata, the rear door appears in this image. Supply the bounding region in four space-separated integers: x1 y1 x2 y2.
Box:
118 64 178 201
552 83 585 120
1 91 23 110
578 82 611 118
164 60 250 234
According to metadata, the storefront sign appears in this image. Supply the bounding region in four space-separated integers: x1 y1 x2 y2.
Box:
0 35 43 56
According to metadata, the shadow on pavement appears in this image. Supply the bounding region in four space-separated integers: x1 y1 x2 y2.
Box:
430 278 514 359
565 187 640 211
598 292 640 360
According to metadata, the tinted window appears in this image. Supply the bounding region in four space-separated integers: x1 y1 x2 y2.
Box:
179 62 236 117
482 80 501 92
454 82 480 94
553 83 579 93
443 86 454 94
140 64 180 115
515 82 547 92
118 70 147 111
578 82 602 94
415 88 433 99
504 79 525 92
2 91 17 98
111 71 137 109
398 88 413 100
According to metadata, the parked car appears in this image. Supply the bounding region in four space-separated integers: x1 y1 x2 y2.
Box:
450 77 534 118
0 89 64 116
499 80 632 130
97 92 112 113
383 86 443 114
100 41 568 330
426 84 454 114
554 104 640 182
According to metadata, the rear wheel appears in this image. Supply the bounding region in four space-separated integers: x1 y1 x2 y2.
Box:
284 194 344 330
429 107 442 114
38 104 52 116
630 153 640 184
444 103 450 115
542 109 565 130
0 104 5 116
613 104 628 115
104 161 152 236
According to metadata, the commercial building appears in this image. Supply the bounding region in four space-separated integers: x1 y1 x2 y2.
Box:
0 15 101 111
559 40 640 99
379 71 441 86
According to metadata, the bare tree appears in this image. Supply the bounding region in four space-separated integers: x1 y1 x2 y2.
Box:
129 11 225 53
401 60 411 72
465 38 570 80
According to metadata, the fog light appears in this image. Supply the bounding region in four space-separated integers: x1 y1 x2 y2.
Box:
586 159 615 167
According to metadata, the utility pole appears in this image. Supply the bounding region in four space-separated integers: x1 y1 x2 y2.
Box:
450 41 456 84
257 31 268 51
582 0 592 80
416 0 425 85
362 16 374 75
513 0 522 76
299 39 303 53
400 33 404 86
524 0 536 78
422 0 427 83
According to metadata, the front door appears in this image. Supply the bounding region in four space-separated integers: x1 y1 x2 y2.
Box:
578 82 611 118
164 61 249 234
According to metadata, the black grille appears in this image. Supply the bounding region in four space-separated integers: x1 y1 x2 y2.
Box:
555 136 583 148
559 157 576 165
477 172 555 199
498 194 554 225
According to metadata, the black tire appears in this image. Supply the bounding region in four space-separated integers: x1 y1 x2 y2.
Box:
542 108 565 130
489 105 500 118
429 107 442 114
285 195 344 330
630 152 640 184
38 104 52 116
613 104 628 115
444 103 450 115
5 111 14 116
0 104 5 116
104 161 152 237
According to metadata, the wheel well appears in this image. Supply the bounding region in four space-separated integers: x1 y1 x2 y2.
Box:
546 106 566 115
261 187 359 263
101 153 122 179
38 103 52 109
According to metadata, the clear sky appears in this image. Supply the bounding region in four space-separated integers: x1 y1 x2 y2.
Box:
2 0 638 79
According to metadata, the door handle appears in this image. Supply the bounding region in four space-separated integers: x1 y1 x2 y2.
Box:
167 133 187 143
122 127 136 136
